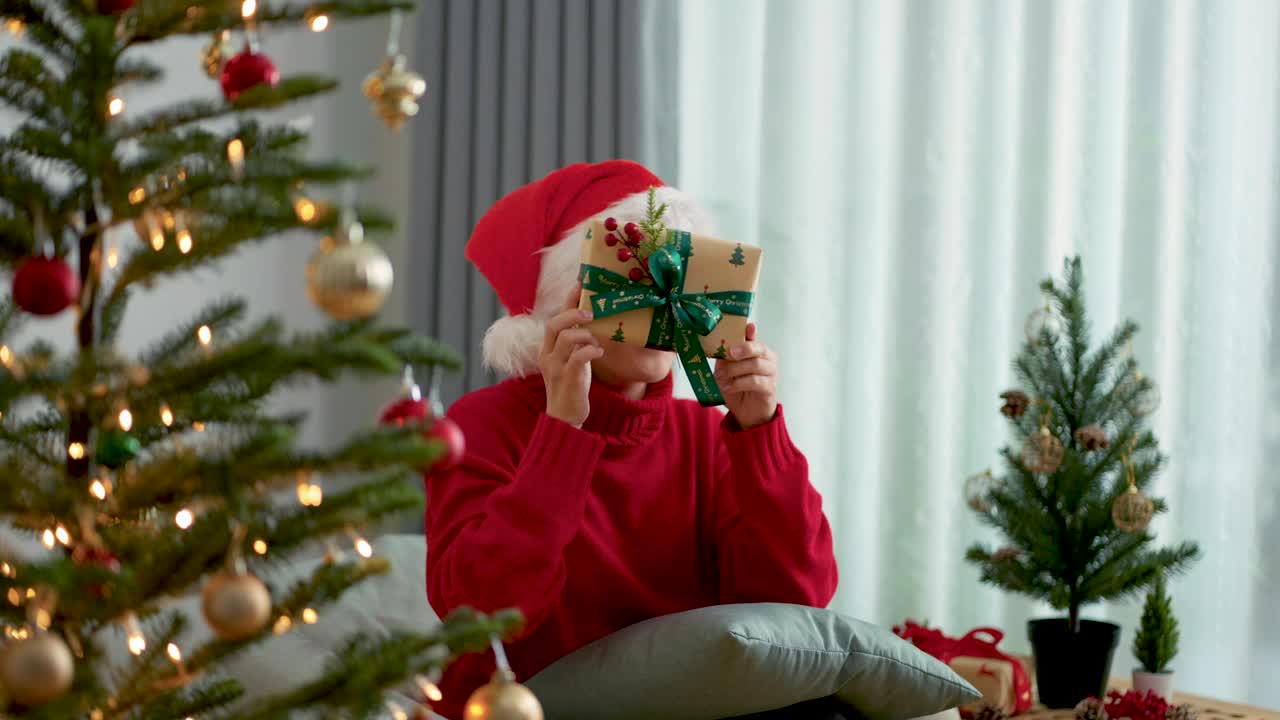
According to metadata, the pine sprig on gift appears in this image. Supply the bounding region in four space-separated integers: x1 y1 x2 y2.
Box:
637 185 670 259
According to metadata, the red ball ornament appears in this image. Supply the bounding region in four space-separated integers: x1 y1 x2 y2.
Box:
628 267 644 282
604 217 618 232
220 47 280 101
380 396 428 426
72 544 121 598
616 247 632 262
12 256 78 316
96 0 135 13
426 416 465 475
604 233 618 247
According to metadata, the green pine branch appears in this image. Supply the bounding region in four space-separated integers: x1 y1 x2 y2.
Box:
109 76 338 141
128 0 416 45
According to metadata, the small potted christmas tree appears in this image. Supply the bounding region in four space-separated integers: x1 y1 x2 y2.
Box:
1132 577 1180 701
965 258 1199 709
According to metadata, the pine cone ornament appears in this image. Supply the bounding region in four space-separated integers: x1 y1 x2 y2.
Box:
1074 424 1111 450
1166 704 1198 720
1075 698 1109 720
999 390 1030 418
972 704 1009 720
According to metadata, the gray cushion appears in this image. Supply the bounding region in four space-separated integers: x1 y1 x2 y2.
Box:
526 603 980 720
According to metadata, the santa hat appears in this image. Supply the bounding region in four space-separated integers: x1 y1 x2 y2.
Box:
467 160 716 377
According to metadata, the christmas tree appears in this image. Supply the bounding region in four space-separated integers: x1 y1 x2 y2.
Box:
1133 577 1179 673
728 244 745 267
609 323 625 342
0 2 519 717
965 258 1200 632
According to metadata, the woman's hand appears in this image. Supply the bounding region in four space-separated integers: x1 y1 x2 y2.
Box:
540 286 603 428
715 322 779 429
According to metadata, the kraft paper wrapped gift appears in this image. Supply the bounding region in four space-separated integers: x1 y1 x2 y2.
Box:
576 219 763 406
951 656 1028 715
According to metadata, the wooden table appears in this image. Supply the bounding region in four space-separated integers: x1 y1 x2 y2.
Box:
1019 680 1279 720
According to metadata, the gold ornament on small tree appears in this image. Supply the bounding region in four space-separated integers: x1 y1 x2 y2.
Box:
363 10 426 131
201 526 273 641
1112 440 1154 533
1021 412 1064 474
0 589 75 707
1074 424 1110 451
201 29 232 79
963 468 997 512
305 205 394 320
463 636 543 720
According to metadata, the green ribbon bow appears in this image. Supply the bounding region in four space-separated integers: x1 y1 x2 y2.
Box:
578 231 754 407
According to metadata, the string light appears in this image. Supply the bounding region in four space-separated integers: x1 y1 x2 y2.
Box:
144 213 165 251
41 529 55 549
3 18 24 37
33 608 51 629
386 701 408 720
68 442 85 460
160 404 174 427
54 525 70 546
108 96 125 116
175 508 194 529
308 12 329 32
0 345 13 366
354 536 373 559
6 588 19 605
128 186 147 204
293 196 318 222
301 608 318 624
192 421 206 432
0 562 11 578
166 643 182 663
197 325 212 347
127 631 146 656
416 676 443 703
90 479 108 500
241 0 257 17
252 539 268 555
106 245 119 268
162 210 177 231
272 615 292 635
25 588 33 599
297 474 323 507
226 138 245 180
177 227 193 254
118 408 133 432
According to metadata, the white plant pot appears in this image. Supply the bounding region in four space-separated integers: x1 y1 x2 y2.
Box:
1133 670 1175 702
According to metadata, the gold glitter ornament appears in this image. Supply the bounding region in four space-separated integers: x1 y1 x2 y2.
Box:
305 210 393 320
362 54 426 131
201 29 232 79
1021 416 1064 475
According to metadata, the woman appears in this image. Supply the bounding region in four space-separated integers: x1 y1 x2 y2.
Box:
426 160 838 718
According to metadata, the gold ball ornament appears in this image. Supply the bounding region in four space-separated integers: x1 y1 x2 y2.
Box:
305 219 394 320
201 571 273 641
463 669 544 720
201 29 232 79
964 469 997 512
1112 485 1154 533
362 54 426 131
1022 426 1065 474
0 632 75 707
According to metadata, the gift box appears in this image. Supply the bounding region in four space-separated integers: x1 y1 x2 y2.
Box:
577 218 763 406
952 656 1026 715
894 622 1033 716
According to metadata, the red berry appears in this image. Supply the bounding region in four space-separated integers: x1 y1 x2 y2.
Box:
624 222 639 237
425 416 465 475
628 267 644 281
220 47 280 101
625 234 642 248
616 247 632 261
605 233 618 247
604 217 618 232
12 256 79 316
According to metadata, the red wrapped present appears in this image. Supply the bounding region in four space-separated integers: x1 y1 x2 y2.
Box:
895 621 1033 716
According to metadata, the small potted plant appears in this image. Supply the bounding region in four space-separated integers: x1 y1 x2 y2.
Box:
1133 577 1179 701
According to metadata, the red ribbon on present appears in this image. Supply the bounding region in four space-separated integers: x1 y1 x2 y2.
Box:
893 621 1033 714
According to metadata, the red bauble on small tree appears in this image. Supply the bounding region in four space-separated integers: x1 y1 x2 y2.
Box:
13 256 78 316
379 367 465 476
220 46 280 101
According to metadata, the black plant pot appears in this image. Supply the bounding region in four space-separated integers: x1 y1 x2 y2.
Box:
1028 618 1121 708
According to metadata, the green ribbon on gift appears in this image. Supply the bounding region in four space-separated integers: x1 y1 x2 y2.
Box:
578 231 754 407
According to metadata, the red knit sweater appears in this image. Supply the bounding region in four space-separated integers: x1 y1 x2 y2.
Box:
425 373 838 718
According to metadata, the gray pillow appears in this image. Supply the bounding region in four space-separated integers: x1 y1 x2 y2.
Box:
526 603 979 720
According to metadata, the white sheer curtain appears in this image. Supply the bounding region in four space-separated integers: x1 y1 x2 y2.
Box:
641 0 1279 708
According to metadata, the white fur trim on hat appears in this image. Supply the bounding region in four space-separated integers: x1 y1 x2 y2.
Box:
482 186 716 377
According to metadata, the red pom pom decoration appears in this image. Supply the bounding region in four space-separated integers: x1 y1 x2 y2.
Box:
96 0 136 14
616 247 632 262
12 256 78 316
220 47 280 101
628 267 644 281
604 217 618 232
426 416 465 474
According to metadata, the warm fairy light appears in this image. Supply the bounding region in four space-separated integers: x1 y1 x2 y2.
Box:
252 539 268 555
90 479 108 500
297 475 323 507
175 508 194 529
54 525 71 546
241 0 257 18
273 615 292 635
416 676 443 703
118 408 133 432
3 19 24 37
10 627 29 640
108 96 125 116
0 562 11 577
177 227 193 254
386 702 408 720
41 529 56 549
166 643 182 663
354 537 373 559
68 442 85 460
162 211 176 231
106 245 119 268
0 345 13 366
226 138 245 179
301 607 318 624
149 224 165 251
24 588 33 599
293 196 317 222
197 325 212 346
160 405 174 427
308 13 329 32
192 421 206 432
6 589 19 605
128 631 146 656
34 608 51 629
128 186 147 204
